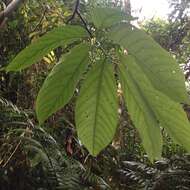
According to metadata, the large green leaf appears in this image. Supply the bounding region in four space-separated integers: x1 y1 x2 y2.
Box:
6 25 88 71
146 87 190 152
109 24 188 103
75 59 118 156
89 7 129 28
118 54 162 161
36 43 90 124
119 53 190 155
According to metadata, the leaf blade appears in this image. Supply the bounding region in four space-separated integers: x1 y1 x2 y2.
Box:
146 86 190 152
6 25 88 71
119 53 190 156
36 43 90 124
76 59 118 156
118 54 163 161
90 7 129 28
109 24 188 103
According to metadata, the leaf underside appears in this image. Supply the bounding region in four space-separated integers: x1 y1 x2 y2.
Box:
76 59 118 156
6 8 190 161
119 54 163 161
6 25 88 71
36 43 90 124
119 53 190 160
90 7 127 28
109 24 188 103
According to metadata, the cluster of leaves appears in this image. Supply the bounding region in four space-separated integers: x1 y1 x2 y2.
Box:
5 4 190 162
1 0 190 189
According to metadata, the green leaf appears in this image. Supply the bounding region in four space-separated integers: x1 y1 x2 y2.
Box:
6 25 88 71
76 59 118 156
109 24 188 103
118 54 162 161
90 7 129 28
36 43 90 124
146 86 190 152
119 53 190 156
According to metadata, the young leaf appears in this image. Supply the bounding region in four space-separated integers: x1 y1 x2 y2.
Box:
6 25 88 71
36 43 90 124
109 24 188 103
119 54 162 161
89 7 130 28
75 59 118 156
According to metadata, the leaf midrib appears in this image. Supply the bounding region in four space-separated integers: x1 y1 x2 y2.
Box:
129 73 159 154
119 63 159 155
37 45 89 122
17 38 77 68
92 60 105 154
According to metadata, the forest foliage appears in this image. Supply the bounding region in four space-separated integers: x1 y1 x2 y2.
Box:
0 0 190 189
5 2 190 161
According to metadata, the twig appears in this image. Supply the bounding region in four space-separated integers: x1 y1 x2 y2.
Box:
0 0 24 28
31 7 47 33
66 0 107 56
66 0 80 24
2 140 21 167
65 0 92 37
76 10 93 38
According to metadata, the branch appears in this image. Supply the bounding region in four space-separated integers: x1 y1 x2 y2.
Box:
65 0 92 38
76 10 93 38
2 140 21 167
31 7 47 33
66 0 80 24
65 0 106 55
0 0 24 28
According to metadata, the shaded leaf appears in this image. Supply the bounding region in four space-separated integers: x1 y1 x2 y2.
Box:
90 7 130 28
147 88 190 152
36 43 90 124
119 53 190 156
119 54 162 161
76 59 118 156
6 25 88 71
109 24 188 103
